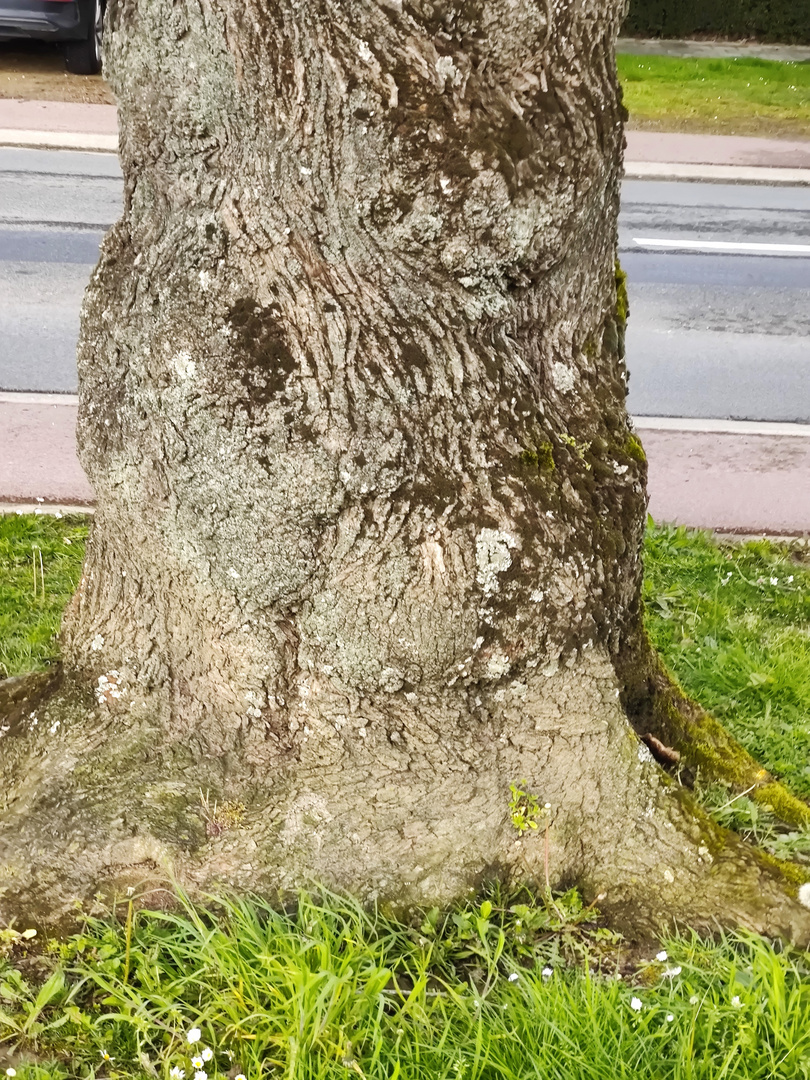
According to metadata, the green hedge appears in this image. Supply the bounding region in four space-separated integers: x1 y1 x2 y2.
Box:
623 1 810 45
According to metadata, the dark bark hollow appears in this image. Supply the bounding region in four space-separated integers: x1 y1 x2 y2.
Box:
1 0 809 939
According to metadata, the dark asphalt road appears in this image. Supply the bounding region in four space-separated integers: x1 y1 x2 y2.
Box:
1 149 809 421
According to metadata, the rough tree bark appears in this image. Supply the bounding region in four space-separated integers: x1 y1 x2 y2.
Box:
1 0 809 939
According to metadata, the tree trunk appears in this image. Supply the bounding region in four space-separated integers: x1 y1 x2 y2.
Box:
2 0 809 939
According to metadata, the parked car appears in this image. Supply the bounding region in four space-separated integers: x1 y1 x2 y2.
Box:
0 0 103 74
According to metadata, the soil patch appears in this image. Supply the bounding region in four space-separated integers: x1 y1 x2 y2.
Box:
0 41 115 104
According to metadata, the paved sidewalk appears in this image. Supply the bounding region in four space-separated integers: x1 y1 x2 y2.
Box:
2 396 808 533
0 97 117 151
2 97 809 183
624 131 810 185
639 426 810 535
0 98 117 134
618 37 810 63
0 395 93 505
626 131 810 170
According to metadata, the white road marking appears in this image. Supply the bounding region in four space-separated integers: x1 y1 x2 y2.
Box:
633 237 810 255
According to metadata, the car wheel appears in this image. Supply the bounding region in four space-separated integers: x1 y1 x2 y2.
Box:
64 0 104 75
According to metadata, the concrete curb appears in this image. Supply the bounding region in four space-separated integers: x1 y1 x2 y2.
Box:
0 129 118 153
0 502 95 515
624 162 810 185
634 416 810 438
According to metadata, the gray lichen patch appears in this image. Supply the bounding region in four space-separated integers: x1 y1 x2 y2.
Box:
475 528 517 596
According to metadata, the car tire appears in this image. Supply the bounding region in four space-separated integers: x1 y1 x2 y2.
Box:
64 0 104 75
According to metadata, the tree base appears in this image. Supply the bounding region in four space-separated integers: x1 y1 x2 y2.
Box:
2 648 810 943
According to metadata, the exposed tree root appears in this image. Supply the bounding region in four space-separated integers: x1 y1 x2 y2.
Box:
619 630 810 831
2 652 810 945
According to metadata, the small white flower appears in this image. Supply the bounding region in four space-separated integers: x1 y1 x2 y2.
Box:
191 1056 204 1069
7 1070 17 1077
732 995 741 1007
630 997 642 1011
235 1075 246 1080
541 966 553 979
194 1072 207 1080
662 966 682 978
666 1013 674 1022
187 1027 202 1044
201 1048 213 1062
90 634 104 651
54 511 63 518
100 1050 113 1062
798 882 810 909
690 995 699 1005
656 950 667 962
770 577 778 586
170 1069 185 1079
507 972 519 982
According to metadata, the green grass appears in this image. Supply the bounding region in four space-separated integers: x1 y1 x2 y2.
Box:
4 889 810 1080
643 524 810 802
0 513 88 680
618 54 810 138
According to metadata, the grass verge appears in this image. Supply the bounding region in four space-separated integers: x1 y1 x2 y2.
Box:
0 513 88 680
4 888 810 1079
643 524 810 803
618 54 810 139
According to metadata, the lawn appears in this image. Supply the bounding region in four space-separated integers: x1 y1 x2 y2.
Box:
0 513 88 680
618 54 810 139
1 514 810 1078
644 525 810 803
3 889 810 1080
